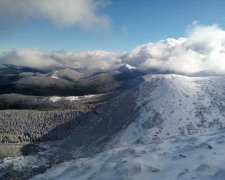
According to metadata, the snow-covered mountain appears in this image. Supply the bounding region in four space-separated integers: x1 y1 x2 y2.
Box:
0 64 144 96
32 74 225 180
118 74 225 144
117 63 137 73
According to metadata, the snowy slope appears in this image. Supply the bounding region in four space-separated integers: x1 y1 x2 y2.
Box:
32 74 225 179
118 74 225 145
33 129 225 180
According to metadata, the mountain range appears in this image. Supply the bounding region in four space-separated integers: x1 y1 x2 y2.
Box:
0 64 144 96
0 64 225 180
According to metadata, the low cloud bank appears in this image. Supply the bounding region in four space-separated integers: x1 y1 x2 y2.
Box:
0 49 121 70
1 24 225 74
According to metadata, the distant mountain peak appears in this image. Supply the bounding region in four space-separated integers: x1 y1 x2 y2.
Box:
117 64 136 72
123 64 136 70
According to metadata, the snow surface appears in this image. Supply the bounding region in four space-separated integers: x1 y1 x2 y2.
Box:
33 74 225 180
49 95 97 102
118 74 225 145
124 64 136 70
51 71 59 79
1 74 224 179
117 64 137 72
0 154 49 177
33 129 225 180
33 75 225 180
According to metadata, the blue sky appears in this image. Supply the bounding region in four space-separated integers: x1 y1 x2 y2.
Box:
1 0 225 52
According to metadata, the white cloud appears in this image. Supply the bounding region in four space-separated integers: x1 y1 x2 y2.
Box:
0 49 61 68
51 50 121 70
0 49 121 70
1 24 225 74
122 24 225 74
0 0 110 29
